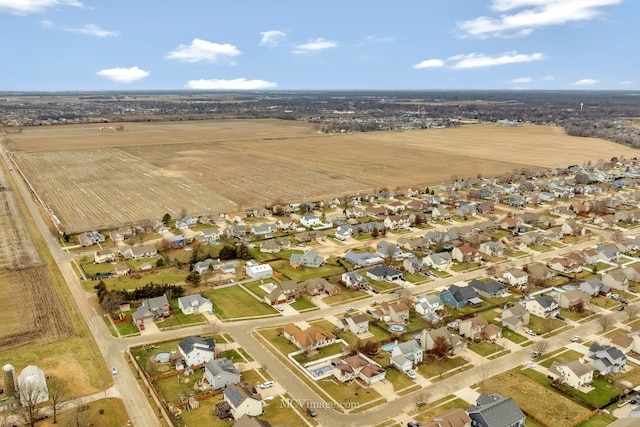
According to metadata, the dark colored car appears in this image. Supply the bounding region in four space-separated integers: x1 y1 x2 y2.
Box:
307 408 317 417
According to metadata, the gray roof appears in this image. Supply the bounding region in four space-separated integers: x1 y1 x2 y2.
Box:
444 284 479 303
205 357 240 376
468 393 525 427
469 279 507 295
536 295 556 309
178 336 215 355
224 383 260 408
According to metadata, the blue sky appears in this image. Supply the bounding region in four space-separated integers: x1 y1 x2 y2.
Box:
0 0 637 91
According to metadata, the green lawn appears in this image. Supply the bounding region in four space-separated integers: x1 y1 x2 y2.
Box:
106 267 186 290
558 378 621 407
417 356 468 379
411 397 469 423
219 348 245 363
125 256 162 270
575 414 614 427
538 349 583 368
527 315 565 335
270 259 345 282
324 288 369 305
450 262 483 272
501 328 528 344
156 312 206 329
243 280 272 298
468 341 504 357
292 342 346 364
316 378 383 407
114 320 140 336
203 286 279 319
386 368 416 391
257 327 300 356
290 296 318 311
403 272 428 284
369 279 400 293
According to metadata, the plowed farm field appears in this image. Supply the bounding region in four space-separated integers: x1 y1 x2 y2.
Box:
0 161 73 350
7 119 639 233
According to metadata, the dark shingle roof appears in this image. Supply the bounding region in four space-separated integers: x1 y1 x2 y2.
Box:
468 393 525 427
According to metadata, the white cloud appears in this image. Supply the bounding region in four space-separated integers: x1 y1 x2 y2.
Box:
96 66 150 84
449 52 544 69
413 59 445 69
166 38 240 63
0 0 82 15
291 38 337 54
259 30 286 47
66 24 119 37
542 75 556 80
573 78 599 86
458 0 622 38
509 77 533 83
619 80 634 85
359 35 396 45
41 19 52 27
186 78 277 90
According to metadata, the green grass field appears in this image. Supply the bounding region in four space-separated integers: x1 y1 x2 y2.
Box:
204 286 279 319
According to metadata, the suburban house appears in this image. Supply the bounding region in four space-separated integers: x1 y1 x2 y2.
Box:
371 301 410 323
300 215 323 228
415 294 444 316
225 211 247 223
94 248 115 264
424 252 453 271
177 294 213 315
199 228 220 244
459 316 501 342
525 295 559 318
175 216 198 230
426 408 471 427
421 327 466 354
332 353 386 386
121 244 158 259
624 263 640 282
404 256 429 274
18 365 49 405
501 304 530 330
557 290 590 310
298 277 340 297
339 314 369 335
275 217 298 231
204 358 241 390
548 257 582 274
468 279 508 298
581 248 604 265
250 223 277 237
601 269 629 291
290 250 325 268
451 245 480 263
132 294 170 327
561 221 587 237
548 361 594 389
283 323 336 351
342 271 369 289
526 264 555 282
366 265 404 282
596 244 621 261
224 225 246 239
586 344 627 375
376 241 403 260
162 234 185 249
502 269 528 288
193 258 220 274
344 251 384 268
114 263 131 277
245 262 273 280
384 214 411 230
479 241 504 258
78 230 106 247
467 393 526 427
178 336 216 367
216 383 263 420
263 280 299 306
334 224 358 241
580 279 609 297
440 285 482 309
390 339 423 371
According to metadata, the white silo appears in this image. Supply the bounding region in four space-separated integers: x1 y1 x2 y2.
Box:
3 364 17 396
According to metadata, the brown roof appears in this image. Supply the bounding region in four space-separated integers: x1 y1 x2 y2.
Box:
283 323 335 348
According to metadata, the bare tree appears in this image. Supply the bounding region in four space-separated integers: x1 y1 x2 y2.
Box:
532 341 549 355
432 335 450 359
598 314 616 332
477 361 493 393
626 304 640 321
435 358 448 378
399 286 413 305
68 408 93 427
415 390 431 407
47 377 70 424
17 382 48 427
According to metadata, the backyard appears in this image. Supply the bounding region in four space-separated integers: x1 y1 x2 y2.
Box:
204 285 279 319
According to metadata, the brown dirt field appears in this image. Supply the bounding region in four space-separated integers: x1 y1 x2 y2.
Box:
6 120 640 233
483 371 590 427
0 161 73 350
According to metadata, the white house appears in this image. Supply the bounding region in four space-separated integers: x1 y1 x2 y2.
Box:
339 314 369 335
423 252 453 271
178 294 213 315
300 215 322 228
391 340 423 371
501 269 528 288
415 294 444 316
548 361 594 389
178 336 215 367
525 295 559 318
218 383 263 420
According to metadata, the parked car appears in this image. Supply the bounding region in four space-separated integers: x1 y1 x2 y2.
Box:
531 351 541 358
307 408 317 417
571 335 581 342
258 381 275 389
275 305 283 312
346 306 354 312
371 289 380 294
111 367 118 375
618 305 625 311
525 329 537 336
406 370 417 379
525 361 535 368
555 313 566 321
408 422 422 427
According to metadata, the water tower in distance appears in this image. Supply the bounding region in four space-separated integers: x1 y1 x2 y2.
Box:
2 364 17 396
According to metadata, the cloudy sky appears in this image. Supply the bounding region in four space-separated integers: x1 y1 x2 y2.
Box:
0 0 636 91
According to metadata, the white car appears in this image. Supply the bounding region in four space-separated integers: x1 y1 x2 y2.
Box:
405 370 417 379
525 329 537 336
275 305 283 312
571 335 581 342
111 367 118 375
258 381 274 389
525 361 535 368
